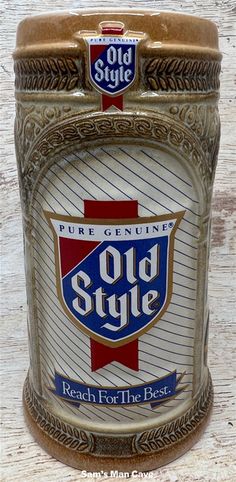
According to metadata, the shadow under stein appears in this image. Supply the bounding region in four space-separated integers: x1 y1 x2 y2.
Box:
13 8 221 472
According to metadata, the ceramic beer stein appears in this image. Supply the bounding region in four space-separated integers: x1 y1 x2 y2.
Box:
14 9 221 471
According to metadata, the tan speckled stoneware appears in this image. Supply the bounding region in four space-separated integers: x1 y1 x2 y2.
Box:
14 9 221 472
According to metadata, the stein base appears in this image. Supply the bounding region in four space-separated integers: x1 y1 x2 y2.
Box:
23 374 213 472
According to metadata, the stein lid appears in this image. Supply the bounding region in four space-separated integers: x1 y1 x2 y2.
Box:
14 9 220 57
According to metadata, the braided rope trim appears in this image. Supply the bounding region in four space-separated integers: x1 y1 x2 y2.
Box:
133 375 213 454
14 57 81 92
24 375 94 453
145 57 221 93
14 56 220 93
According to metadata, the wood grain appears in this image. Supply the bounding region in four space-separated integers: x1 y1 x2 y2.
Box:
1 1 235 481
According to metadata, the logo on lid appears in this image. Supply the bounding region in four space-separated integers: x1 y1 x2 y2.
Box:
86 22 141 111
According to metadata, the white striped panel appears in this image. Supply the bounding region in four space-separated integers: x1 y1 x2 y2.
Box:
32 143 198 423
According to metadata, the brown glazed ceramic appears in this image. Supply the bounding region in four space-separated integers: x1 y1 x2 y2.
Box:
14 10 221 472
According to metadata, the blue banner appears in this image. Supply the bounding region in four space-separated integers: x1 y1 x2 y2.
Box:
50 371 181 408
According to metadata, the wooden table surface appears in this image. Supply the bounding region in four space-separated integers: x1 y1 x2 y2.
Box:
1 1 235 481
